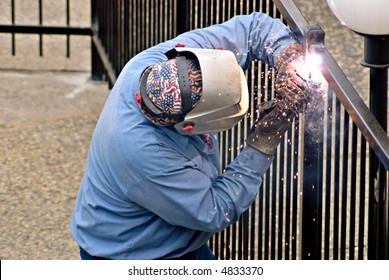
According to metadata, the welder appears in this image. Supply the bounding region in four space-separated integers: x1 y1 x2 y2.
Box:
71 12 320 260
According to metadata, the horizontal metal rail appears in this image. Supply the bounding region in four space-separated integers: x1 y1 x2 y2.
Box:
0 24 92 36
273 0 389 171
0 24 115 85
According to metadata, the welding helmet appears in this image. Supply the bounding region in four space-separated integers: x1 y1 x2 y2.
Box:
138 46 249 135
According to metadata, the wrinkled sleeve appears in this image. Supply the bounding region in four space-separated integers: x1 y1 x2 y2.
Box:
125 12 298 73
128 146 273 232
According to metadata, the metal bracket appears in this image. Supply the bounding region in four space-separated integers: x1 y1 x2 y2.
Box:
303 24 326 54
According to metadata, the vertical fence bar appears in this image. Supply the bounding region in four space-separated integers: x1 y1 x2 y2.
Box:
340 111 350 259
161 0 165 42
359 138 367 259
152 0 156 44
129 0 133 58
201 0 207 27
38 0 43 56
91 0 103 81
302 86 328 260
113 0 118 82
349 123 358 259
118 0 123 69
264 167 270 259
66 0 70 57
323 92 332 259
292 120 299 259
177 0 190 35
333 98 341 259
134 0 139 56
11 0 16 55
123 0 129 70
112 0 117 75
277 141 285 259
302 129 322 259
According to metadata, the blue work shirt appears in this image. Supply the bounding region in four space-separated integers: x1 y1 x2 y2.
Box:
71 12 297 259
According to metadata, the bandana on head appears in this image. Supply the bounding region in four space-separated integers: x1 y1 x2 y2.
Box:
142 58 202 126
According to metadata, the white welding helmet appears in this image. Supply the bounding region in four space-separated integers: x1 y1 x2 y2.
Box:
139 47 249 135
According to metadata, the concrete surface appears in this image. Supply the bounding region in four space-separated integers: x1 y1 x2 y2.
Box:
0 0 369 259
0 71 109 259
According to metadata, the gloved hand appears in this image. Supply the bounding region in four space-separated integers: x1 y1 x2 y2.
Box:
246 44 323 155
246 100 295 155
275 44 320 114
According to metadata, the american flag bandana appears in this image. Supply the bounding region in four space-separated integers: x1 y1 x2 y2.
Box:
143 58 202 126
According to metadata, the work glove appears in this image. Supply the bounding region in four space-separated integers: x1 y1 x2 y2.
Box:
275 43 320 114
246 44 322 155
246 100 295 155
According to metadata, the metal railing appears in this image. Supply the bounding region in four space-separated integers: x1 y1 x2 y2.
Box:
0 0 92 57
1 0 388 260
273 0 389 260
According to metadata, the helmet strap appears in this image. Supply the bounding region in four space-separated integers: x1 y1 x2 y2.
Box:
175 56 193 116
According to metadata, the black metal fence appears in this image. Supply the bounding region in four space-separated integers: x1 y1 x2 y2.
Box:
0 0 92 57
1 0 388 260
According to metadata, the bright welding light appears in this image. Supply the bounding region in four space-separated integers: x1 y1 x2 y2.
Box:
306 52 322 71
291 51 324 85
305 52 324 84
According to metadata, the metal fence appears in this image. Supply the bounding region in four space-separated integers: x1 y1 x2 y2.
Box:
0 0 92 56
1 0 388 260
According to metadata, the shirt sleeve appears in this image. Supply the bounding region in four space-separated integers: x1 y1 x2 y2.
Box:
125 11 298 73
127 146 274 233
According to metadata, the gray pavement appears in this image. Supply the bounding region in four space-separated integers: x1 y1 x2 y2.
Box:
0 0 369 259
0 71 109 259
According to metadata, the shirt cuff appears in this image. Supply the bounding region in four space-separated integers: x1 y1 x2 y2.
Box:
239 145 275 175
